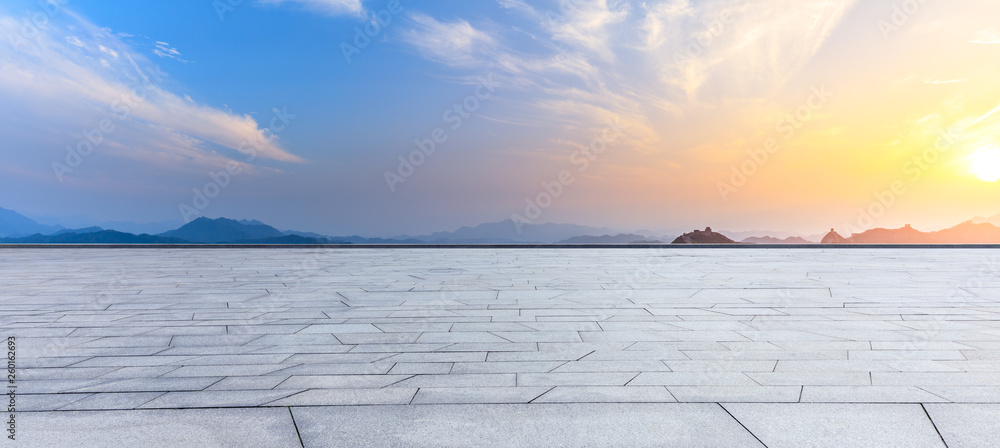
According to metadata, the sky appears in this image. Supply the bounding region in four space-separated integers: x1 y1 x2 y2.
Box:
1 0 999 237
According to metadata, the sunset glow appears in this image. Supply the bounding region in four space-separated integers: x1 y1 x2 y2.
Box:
970 147 1000 183
1 0 999 237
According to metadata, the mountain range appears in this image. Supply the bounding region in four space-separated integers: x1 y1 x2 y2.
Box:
741 236 814 244
396 220 620 244
822 221 1000 244
0 207 62 237
4 206 1000 245
558 234 663 244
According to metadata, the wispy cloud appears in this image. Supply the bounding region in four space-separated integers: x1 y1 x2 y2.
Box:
65 36 85 47
925 79 967 85
0 11 303 178
400 0 858 161
405 14 496 67
152 41 188 63
259 0 364 16
548 0 630 61
637 0 694 50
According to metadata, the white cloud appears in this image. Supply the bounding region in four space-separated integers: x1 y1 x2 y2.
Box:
638 1 693 50
971 27 1000 44
259 0 364 16
0 12 303 176
546 0 630 61
152 41 187 62
98 44 118 58
407 0 859 160
652 0 858 101
405 14 496 67
496 0 537 16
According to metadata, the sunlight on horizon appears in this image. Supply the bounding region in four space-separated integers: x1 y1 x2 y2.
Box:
0 0 999 236
969 147 1000 183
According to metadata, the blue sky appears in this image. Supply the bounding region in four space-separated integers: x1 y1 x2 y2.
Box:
2 0 999 236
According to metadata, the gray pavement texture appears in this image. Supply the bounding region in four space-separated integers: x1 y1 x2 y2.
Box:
2 248 1000 446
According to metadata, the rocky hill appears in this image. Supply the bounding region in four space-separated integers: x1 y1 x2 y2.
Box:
672 227 737 244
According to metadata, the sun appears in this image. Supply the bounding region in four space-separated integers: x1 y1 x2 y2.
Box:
969 147 1000 182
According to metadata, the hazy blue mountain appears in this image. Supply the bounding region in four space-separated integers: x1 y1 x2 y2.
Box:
281 229 330 239
558 234 662 244
28 213 181 235
326 235 426 244
54 226 104 235
1 230 187 244
221 235 344 245
239 219 268 226
158 217 286 243
279 229 422 244
403 220 617 244
0 207 62 237
99 220 181 235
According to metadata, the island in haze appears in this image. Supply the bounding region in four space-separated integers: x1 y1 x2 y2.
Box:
672 227 737 244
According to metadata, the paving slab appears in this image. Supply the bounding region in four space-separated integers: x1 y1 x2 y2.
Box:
4 248 1000 445
291 404 764 447
13 408 301 448
924 404 1000 448
723 403 947 448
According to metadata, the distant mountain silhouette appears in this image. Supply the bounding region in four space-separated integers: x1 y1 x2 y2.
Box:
278 230 419 244
0 230 187 244
238 219 268 226
9 203 1000 246
0 207 62 237
672 227 737 244
845 224 927 243
821 229 848 244
53 226 104 235
98 219 180 235
742 236 814 244
932 222 1000 243
822 222 1000 244
282 229 331 240
220 235 343 245
159 217 287 243
328 235 427 244
971 213 1000 227
558 234 662 244
404 220 617 244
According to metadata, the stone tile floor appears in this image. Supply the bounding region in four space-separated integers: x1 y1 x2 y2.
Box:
2 248 1000 446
